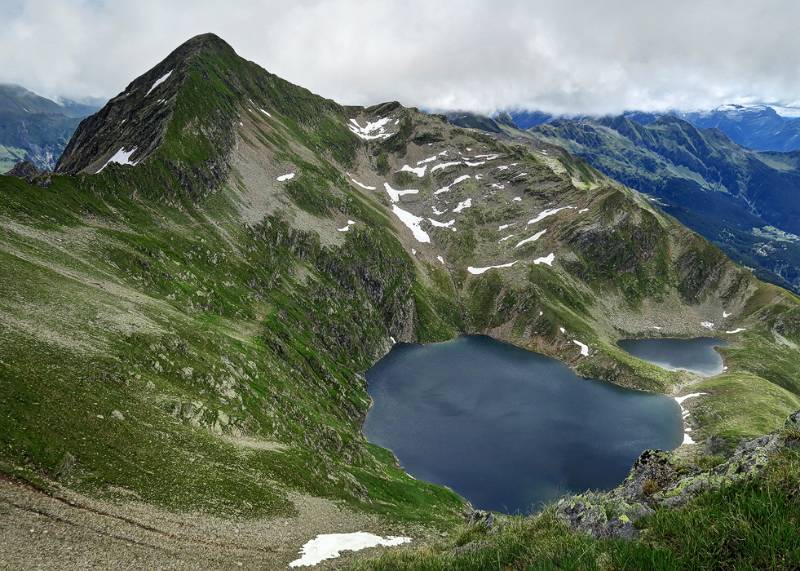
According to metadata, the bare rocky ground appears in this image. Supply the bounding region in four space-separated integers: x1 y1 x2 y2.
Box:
0 477 423 570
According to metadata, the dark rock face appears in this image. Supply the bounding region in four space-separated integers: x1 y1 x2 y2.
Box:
620 449 680 503
555 410 799 539
55 66 181 175
55 34 237 183
466 509 495 531
7 160 40 182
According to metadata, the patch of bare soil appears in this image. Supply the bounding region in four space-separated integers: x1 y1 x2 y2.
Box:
0 477 420 570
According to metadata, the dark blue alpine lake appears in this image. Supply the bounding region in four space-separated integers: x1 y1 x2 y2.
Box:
363 335 683 514
618 337 727 377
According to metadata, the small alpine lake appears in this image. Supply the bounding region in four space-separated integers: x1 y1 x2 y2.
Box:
618 337 727 377
363 335 683 514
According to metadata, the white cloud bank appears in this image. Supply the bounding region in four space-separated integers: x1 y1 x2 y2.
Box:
2 0 800 115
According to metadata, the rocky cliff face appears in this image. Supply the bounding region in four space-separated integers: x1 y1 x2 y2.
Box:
556 411 800 539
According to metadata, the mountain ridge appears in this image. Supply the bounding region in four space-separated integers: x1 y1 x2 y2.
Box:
447 110 800 291
523 115 800 292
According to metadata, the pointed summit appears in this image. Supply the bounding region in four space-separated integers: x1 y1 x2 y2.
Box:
54 33 352 198
55 33 238 177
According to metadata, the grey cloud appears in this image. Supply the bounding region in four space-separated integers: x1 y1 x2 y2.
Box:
2 0 799 115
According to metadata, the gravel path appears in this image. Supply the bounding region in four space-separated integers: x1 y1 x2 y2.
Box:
0 477 417 570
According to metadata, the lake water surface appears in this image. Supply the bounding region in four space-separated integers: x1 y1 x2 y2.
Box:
618 337 726 377
363 335 683 514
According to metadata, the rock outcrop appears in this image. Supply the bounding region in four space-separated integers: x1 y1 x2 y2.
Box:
555 410 800 539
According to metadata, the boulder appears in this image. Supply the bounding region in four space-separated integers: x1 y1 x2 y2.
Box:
786 410 800 430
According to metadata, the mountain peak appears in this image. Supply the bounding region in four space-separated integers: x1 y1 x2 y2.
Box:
54 32 348 198
162 32 236 64
55 33 243 178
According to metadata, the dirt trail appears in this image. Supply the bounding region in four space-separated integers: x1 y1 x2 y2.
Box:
0 477 413 570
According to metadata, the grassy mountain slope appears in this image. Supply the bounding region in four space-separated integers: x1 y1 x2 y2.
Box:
2 33 800 567
523 115 800 293
0 84 98 172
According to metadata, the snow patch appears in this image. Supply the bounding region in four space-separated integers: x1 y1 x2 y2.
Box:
578 208 589 213
498 223 514 231
675 392 706 405
384 182 419 203
674 393 707 446
434 174 471 195
431 161 462 173
349 117 393 140
726 328 746 334
337 220 356 232
437 255 445 265
145 70 172 96
428 218 456 229
417 152 446 165
350 178 376 191
498 234 515 242
467 261 518 275
392 205 430 243
259 108 272 117
400 164 427 178
573 340 589 357
723 311 732 318
513 197 522 202
533 253 556 266
98 147 138 172
515 229 547 248
701 321 715 330
289 533 411 567
453 198 472 213
527 206 575 225
277 173 295 182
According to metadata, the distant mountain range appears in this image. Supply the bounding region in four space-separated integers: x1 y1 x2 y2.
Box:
0 84 100 172
627 104 800 153
504 103 800 153
448 110 800 292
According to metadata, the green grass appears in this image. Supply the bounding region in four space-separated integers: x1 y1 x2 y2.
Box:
0 169 465 525
692 372 800 442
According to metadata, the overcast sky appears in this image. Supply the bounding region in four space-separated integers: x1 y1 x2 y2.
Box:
3 0 800 115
